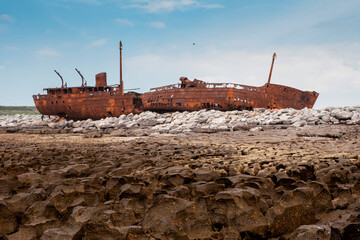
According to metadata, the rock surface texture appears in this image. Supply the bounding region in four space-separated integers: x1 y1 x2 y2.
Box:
0 107 360 239
1 106 360 135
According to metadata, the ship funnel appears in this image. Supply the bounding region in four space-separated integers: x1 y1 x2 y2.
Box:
120 41 124 95
54 70 64 88
96 72 107 87
75 68 85 87
267 53 276 86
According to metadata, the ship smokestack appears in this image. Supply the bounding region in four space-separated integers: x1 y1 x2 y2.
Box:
267 52 276 86
96 72 107 87
120 41 124 95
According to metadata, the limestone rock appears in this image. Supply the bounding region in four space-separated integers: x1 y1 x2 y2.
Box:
142 195 195 239
287 225 331 240
0 204 18 237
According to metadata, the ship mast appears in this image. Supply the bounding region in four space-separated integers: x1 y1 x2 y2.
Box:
267 52 276 86
120 41 124 95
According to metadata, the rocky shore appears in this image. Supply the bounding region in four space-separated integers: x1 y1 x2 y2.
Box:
0 107 360 239
1 106 360 136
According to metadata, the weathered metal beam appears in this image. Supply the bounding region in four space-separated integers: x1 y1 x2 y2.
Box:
267 53 276 86
54 70 64 88
75 68 85 87
120 41 124 95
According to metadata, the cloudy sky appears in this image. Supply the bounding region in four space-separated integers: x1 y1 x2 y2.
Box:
0 0 360 108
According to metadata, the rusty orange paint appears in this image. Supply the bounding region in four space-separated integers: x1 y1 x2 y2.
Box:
142 77 318 112
33 46 319 120
33 87 142 120
142 53 318 112
33 72 142 120
33 42 142 120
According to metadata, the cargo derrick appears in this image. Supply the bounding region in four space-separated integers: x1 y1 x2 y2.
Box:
142 53 319 112
33 42 142 120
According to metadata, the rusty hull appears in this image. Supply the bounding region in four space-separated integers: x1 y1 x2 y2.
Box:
143 53 318 112
33 86 142 120
33 41 144 120
142 78 319 112
33 46 319 120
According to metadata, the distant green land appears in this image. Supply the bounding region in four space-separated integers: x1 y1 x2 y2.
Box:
0 106 40 115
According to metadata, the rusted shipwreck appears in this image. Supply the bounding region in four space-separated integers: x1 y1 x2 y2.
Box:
33 43 319 120
143 53 319 112
33 42 142 120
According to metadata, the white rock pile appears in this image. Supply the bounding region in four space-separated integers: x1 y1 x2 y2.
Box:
0 114 45 128
1 106 360 134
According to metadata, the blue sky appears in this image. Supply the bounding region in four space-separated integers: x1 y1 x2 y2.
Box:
0 0 360 108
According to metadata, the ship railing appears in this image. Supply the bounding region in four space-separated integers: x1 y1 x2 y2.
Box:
40 85 124 95
150 84 181 92
205 83 253 90
33 89 122 100
149 82 264 92
33 94 48 99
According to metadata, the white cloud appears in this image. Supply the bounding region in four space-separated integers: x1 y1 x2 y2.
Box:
149 21 166 29
0 66 5 70
85 38 107 48
0 14 14 22
115 18 134 27
130 0 223 13
36 47 62 57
